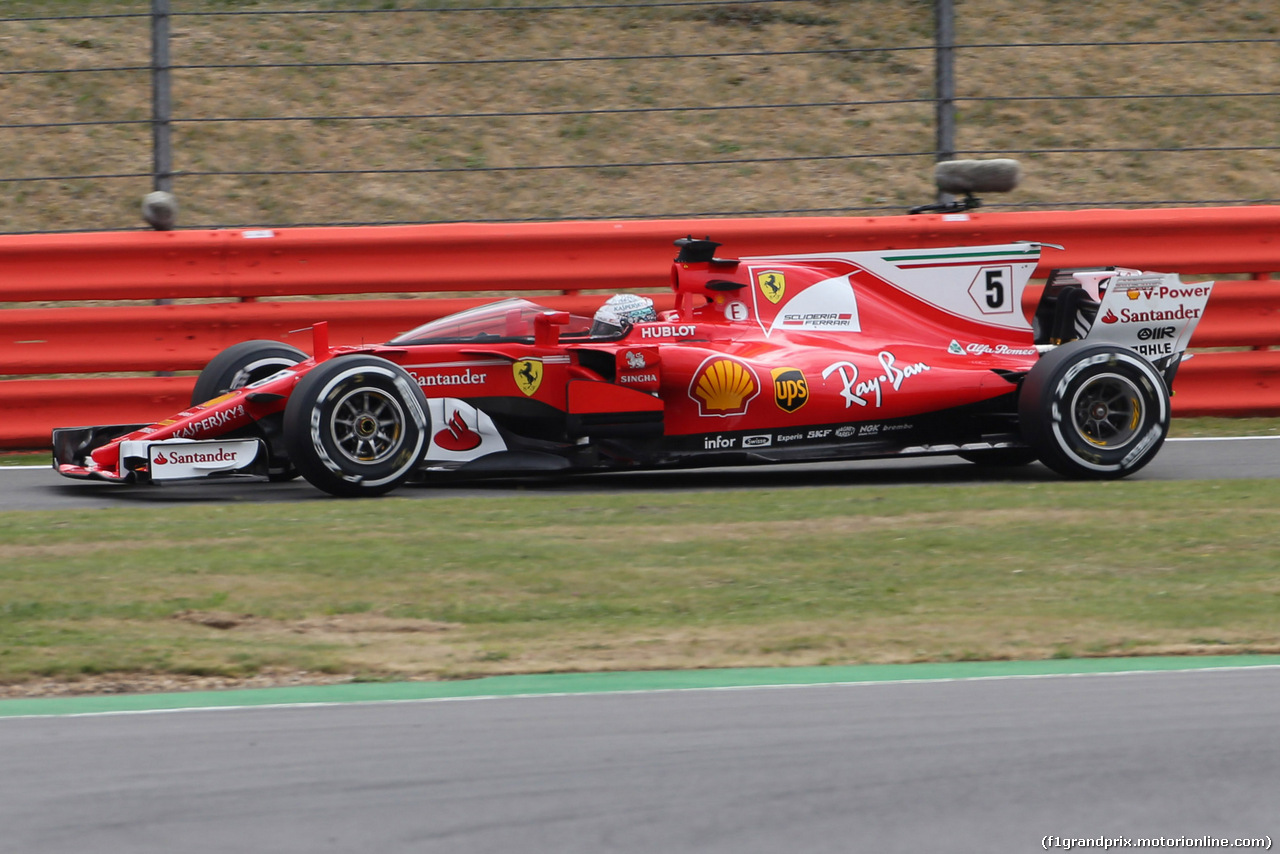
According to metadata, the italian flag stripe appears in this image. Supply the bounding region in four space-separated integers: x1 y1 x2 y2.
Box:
884 247 1039 265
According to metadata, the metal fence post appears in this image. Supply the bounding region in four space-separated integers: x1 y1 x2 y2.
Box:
933 0 956 205
151 0 173 194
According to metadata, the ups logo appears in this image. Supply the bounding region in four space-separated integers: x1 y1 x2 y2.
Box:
772 367 809 412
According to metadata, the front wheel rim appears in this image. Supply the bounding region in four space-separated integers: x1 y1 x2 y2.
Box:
229 356 300 391
1069 372 1144 447
329 387 406 464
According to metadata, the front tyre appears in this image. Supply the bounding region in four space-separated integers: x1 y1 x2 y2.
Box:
1018 341 1170 479
282 356 430 497
192 339 310 481
191 340 308 406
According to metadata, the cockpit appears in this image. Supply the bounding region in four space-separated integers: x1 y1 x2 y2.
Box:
390 299 608 345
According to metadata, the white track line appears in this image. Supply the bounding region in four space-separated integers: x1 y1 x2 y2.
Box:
4 663 1280 721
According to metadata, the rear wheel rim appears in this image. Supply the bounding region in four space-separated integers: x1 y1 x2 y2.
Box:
1069 372 1143 447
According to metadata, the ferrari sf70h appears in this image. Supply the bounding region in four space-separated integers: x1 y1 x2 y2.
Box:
54 237 1214 496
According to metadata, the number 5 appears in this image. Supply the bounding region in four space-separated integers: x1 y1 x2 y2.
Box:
985 269 1006 309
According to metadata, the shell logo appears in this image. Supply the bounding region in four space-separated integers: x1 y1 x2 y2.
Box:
689 357 760 416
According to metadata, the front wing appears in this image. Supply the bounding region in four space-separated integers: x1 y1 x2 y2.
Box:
53 425 270 483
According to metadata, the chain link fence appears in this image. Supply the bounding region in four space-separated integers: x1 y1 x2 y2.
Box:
1 0 1277 233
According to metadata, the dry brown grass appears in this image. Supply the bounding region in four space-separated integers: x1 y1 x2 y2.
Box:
0 0 1276 233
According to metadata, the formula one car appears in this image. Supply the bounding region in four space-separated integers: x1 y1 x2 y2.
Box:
53 237 1214 496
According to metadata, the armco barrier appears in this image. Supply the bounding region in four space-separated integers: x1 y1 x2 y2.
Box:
2 206 1278 450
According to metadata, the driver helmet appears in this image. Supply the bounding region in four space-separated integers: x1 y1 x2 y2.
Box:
590 294 657 336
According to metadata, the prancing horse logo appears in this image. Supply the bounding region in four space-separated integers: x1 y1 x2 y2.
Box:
757 270 786 304
513 358 543 396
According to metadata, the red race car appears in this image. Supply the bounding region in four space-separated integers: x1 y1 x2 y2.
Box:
53 237 1213 496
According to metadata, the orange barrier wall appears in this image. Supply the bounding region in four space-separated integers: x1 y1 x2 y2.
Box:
3 207 1278 449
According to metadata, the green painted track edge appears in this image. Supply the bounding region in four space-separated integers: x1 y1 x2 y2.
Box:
4 655 1280 718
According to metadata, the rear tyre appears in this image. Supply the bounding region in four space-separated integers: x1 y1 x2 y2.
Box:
191 340 309 481
1018 341 1169 479
282 356 430 497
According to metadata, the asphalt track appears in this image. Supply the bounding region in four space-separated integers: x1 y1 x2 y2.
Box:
4 435 1280 510
3 438 1278 851
1 660 1278 854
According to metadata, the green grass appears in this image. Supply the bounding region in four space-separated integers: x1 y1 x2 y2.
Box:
1168 417 1280 438
0 452 48 466
3 477 1279 688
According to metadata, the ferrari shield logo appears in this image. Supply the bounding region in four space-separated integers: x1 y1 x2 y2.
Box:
513 359 543 396
757 270 786 304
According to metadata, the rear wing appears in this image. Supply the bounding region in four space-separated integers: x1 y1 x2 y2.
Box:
1032 267 1214 370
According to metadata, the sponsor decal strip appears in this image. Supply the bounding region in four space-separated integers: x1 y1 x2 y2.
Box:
641 324 698 340
823 351 931 409
1101 305 1203 324
957 341 1039 356
695 421 914 450
176 405 246 438
154 448 242 466
407 367 490 388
